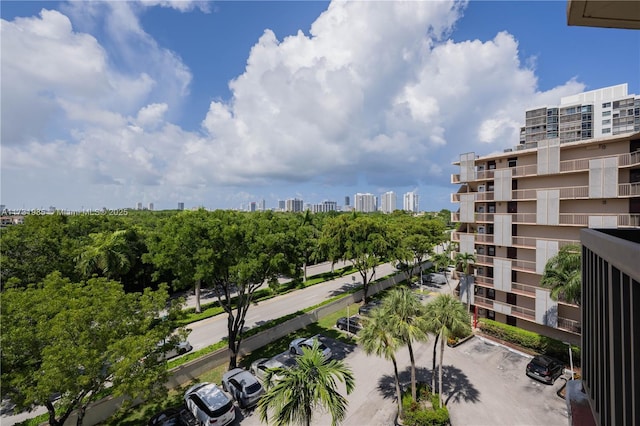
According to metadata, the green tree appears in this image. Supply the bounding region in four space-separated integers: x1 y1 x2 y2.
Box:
540 244 582 305
359 307 404 417
382 288 429 401
295 210 320 283
321 215 395 303
146 209 214 313
258 341 355 426
76 229 135 278
424 294 471 408
431 252 452 293
208 211 297 368
1 273 181 426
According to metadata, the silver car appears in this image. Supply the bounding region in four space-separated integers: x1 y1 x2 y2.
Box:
289 335 332 361
184 382 235 426
221 368 264 409
250 352 297 383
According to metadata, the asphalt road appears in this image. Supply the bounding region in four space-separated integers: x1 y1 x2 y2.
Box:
186 262 398 351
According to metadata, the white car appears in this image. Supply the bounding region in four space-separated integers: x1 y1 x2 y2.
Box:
184 382 235 426
157 339 193 360
250 352 297 383
289 335 332 361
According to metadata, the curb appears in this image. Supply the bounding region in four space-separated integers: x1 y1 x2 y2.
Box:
472 335 535 359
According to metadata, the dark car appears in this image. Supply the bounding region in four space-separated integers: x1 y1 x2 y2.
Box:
358 299 383 316
148 406 197 426
526 355 564 384
336 316 362 334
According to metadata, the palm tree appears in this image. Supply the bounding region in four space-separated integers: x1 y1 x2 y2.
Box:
258 341 355 426
455 252 476 313
382 288 429 401
424 294 471 408
540 244 581 305
359 306 403 418
76 230 134 280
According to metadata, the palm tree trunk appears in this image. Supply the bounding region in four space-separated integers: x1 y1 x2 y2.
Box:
408 340 417 401
431 333 439 393
392 355 403 419
438 329 445 408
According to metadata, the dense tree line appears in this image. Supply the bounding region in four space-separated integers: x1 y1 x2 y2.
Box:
1 208 449 423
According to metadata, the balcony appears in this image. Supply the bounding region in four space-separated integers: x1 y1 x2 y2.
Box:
559 213 640 227
511 258 536 273
475 255 495 266
618 182 640 197
451 174 461 184
510 305 536 321
511 236 579 250
557 317 582 335
511 281 538 297
474 276 494 287
474 295 494 309
511 164 538 177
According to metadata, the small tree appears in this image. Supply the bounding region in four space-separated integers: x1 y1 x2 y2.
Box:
258 341 355 426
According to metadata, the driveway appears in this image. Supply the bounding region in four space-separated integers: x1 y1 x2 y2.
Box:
239 334 569 426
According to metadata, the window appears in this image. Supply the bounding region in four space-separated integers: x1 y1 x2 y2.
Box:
602 102 611 108
603 128 611 134
487 289 496 300
511 270 517 282
512 179 518 190
507 201 517 213
602 119 611 125
488 246 496 256
487 267 494 278
488 203 496 213
512 224 517 236
508 157 517 167
487 310 495 320
506 293 517 305
602 110 611 117
507 247 517 259
506 315 517 326
488 161 496 170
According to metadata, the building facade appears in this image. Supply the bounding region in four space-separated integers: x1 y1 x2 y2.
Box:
354 193 377 213
380 191 397 214
452 123 640 342
285 198 304 212
403 191 419 213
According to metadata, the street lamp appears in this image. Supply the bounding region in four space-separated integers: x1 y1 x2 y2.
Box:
563 341 575 380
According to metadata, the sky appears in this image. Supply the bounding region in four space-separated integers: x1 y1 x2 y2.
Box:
1 0 639 212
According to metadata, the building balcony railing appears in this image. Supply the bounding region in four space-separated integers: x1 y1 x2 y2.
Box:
511 281 538 297
559 213 640 227
511 236 579 250
511 213 537 224
474 295 494 309
453 151 640 184
557 317 582 335
510 305 536 321
512 258 536 273
618 183 640 197
451 232 495 244
475 255 495 266
474 276 494 287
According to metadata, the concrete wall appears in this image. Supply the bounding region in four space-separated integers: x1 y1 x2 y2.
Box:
61 270 408 426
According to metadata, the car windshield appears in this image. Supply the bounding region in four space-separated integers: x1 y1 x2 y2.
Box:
529 361 549 374
245 382 262 394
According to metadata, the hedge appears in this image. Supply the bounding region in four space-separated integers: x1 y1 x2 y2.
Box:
400 384 449 426
478 318 580 366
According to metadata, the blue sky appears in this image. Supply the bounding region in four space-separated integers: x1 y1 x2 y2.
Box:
2 1 639 212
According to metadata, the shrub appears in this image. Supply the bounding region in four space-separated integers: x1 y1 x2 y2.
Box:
401 384 449 426
478 319 581 366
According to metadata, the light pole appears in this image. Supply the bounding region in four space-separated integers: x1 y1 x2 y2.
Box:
563 341 575 380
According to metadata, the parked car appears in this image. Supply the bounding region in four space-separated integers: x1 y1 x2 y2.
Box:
526 355 564 384
336 316 362 334
221 368 264 409
157 339 193 360
148 406 197 426
358 299 383 316
289 335 332 360
184 383 236 426
250 352 297 383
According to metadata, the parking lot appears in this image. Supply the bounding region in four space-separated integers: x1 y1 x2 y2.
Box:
238 333 569 426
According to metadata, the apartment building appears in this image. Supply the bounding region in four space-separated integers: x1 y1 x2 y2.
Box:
403 191 419 213
285 198 304 212
451 124 640 342
354 193 377 213
380 191 397 214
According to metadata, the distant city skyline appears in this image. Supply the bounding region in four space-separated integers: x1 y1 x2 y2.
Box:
2 1 638 212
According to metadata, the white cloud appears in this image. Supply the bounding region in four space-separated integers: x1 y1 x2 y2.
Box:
1 0 589 210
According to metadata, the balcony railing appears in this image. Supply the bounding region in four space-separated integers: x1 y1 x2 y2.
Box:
511 281 537 296
451 174 461 184
619 151 640 168
476 170 495 180
511 213 537 224
511 259 536 273
475 234 494 243
511 236 579 249
474 276 494 287
559 213 640 227
474 296 494 309
618 183 640 197
557 317 582 335
511 164 537 177
510 305 536 321
475 255 495 266
475 192 494 202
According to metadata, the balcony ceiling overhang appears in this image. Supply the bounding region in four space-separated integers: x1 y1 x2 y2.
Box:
567 0 640 30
